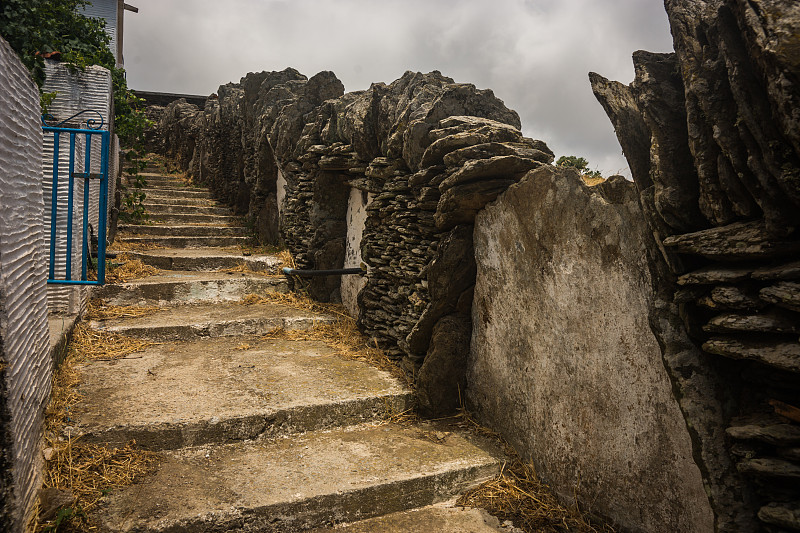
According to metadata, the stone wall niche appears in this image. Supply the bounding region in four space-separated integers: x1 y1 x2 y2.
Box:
467 165 715 533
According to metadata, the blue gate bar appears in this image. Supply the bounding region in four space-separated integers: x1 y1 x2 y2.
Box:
42 124 110 286
65 133 75 281
81 133 92 281
48 131 59 281
97 132 109 284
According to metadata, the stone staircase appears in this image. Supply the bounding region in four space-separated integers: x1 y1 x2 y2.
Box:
69 159 506 531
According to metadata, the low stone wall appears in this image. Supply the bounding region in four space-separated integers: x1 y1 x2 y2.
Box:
468 166 714 532
0 36 52 531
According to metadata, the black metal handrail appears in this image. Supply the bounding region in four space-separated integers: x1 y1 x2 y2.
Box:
282 267 365 277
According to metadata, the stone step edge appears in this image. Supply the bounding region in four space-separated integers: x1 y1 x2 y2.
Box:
88 314 334 342
100 444 499 533
96 276 288 305
75 393 415 451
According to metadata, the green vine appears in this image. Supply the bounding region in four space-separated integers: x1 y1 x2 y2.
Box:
0 0 151 221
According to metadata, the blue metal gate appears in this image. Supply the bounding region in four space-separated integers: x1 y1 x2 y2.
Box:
42 111 109 285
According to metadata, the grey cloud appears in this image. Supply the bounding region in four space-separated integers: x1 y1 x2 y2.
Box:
124 0 673 177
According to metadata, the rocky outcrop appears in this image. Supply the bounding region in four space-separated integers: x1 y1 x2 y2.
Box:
151 69 552 414
591 1 800 530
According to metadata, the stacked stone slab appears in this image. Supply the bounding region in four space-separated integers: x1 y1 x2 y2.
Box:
150 70 553 414
591 0 800 530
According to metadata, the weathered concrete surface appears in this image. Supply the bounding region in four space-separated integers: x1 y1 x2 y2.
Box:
124 247 280 271
95 270 287 305
467 166 714 533
117 224 248 237
310 501 516 532
73 336 412 449
96 423 502 532
88 301 333 341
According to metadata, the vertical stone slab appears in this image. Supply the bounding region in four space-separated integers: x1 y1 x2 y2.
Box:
341 188 371 317
467 166 714 533
0 36 52 531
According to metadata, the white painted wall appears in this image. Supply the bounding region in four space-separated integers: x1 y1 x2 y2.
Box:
0 36 53 531
341 188 372 317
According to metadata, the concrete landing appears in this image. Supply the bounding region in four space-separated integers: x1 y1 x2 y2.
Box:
95 270 287 305
121 247 279 271
88 301 332 340
96 423 502 532
73 336 413 449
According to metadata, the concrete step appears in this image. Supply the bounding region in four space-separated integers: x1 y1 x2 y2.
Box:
88 301 327 341
72 335 414 449
140 187 212 199
95 270 287 305
148 213 240 225
115 235 251 248
143 196 217 207
130 173 187 186
123 247 279 272
309 502 513 532
140 204 232 216
95 422 501 532
117 224 248 237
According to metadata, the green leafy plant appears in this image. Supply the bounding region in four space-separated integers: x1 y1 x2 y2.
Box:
556 155 603 178
1 0 152 220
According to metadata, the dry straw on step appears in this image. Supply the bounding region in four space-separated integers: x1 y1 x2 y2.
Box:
37 323 158 531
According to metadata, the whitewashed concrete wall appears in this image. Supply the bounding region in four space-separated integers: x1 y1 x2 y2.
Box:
42 61 113 313
341 188 372 317
468 167 714 533
0 36 53 531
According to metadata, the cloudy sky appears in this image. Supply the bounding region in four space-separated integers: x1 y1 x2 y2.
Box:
124 0 674 178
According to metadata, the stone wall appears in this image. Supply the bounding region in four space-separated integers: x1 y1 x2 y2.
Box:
0 36 52 532
149 59 770 530
468 166 714 532
590 0 800 530
151 69 553 412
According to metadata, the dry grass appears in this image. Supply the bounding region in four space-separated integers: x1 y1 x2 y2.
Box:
68 323 152 362
86 299 163 321
36 324 158 532
271 321 408 384
218 262 282 278
456 415 614 533
581 175 606 187
38 440 159 532
108 240 163 252
105 256 159 284
239 291 351 321
244 290 408 384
